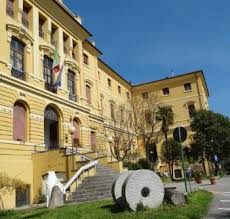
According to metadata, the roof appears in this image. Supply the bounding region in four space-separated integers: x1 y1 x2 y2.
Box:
54 0 92 37
133 70 210 96
98 59 132 88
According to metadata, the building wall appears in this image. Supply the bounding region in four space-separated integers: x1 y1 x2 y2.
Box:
0 0 209 208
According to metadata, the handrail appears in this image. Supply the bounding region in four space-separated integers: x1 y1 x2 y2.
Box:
63 160 98 192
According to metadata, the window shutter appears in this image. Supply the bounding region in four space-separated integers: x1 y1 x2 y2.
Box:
13 103 26 141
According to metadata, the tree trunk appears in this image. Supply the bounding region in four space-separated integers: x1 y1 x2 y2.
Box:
165 132 173 180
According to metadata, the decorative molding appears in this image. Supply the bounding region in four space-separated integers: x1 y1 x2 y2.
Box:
64 60 81 73
6 24 34 53
0 105 13 114
30 113 44 122
81 127 90 132
39 45 55 58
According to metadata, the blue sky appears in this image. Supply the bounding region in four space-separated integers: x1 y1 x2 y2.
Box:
65 0 230 117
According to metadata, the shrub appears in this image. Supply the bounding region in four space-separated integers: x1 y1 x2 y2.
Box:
124 159 152 170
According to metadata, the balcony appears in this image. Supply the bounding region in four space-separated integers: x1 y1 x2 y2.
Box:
45 83 57 93
22 13 29 29
6 4 14 17
69 93 77 102
11 68 25 81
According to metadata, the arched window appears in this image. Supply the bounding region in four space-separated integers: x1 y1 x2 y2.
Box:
13 102 27 141
110 103 115 119
73 118 80 147
85 84 91 104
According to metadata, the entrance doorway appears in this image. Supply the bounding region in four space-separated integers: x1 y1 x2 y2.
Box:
44 106 59 149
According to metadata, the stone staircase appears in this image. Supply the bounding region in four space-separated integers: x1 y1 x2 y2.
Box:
66 163 119 204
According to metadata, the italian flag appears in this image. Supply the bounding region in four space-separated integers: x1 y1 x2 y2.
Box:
52 47 63 88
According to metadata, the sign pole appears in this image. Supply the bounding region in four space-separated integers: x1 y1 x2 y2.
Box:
178 127 188 193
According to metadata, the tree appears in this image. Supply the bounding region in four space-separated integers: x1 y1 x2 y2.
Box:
131 93 161 162
161 139 180 180
191 110 230 175
156 106 175 177
156 106 175 145
107 104 136 162
0 173 26 210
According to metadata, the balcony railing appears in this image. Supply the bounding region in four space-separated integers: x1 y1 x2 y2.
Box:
6 5 14 17
39 29 44 38
22 13 29 29
11 68 25 81
64 46 68 54
69 93 77 102
72 52 77 60
45 83 57 93
50 35 56 46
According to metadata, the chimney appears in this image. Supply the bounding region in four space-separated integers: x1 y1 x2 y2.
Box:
91 41 96 47
75 16 82 24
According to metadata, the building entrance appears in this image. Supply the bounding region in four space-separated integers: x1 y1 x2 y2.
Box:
44 106 59 149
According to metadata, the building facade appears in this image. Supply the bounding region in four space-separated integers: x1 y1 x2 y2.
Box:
0 0 209 209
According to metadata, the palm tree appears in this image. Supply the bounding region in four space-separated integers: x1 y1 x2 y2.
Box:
156 106 175 179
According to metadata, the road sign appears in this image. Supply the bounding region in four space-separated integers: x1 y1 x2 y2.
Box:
173 127 187 143
173 126 188 193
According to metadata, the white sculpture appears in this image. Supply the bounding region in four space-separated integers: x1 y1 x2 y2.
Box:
45 171 62 207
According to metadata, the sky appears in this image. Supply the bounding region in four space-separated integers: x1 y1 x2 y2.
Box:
65 0 230 117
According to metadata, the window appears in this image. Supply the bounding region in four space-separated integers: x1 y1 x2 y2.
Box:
6 0 14 17
85 85 91 104
120 108 124 122
83 53 88 65
100 96 104 111
128 113 133 127
184 83 192 91
22 4 30 29
72 41 78 60
13 102 26 141
126 92 130 99
63 33 68 54
10 37 25 80
163 87 170 96
51 24 57 46
90 131 96 151
43 56 56 93
68 70 76 101
188 104 196 119
108 78 111 87
142 92 148 100
110 103 115 119
118 86 121 94
39 15 45 38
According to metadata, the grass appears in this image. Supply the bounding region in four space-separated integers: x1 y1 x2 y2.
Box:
0 190 213 219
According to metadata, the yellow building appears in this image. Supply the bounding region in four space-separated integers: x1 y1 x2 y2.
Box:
0 0 209 209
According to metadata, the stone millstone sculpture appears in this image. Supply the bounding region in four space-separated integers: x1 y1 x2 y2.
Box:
112 171 134 207
122 169 164 211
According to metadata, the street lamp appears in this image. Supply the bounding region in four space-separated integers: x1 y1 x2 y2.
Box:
68 124 76 170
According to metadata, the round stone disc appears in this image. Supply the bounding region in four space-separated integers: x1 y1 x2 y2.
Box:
112 171 134 207
122 169 164 211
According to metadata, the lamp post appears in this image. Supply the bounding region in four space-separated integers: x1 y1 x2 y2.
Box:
68 124 76 170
